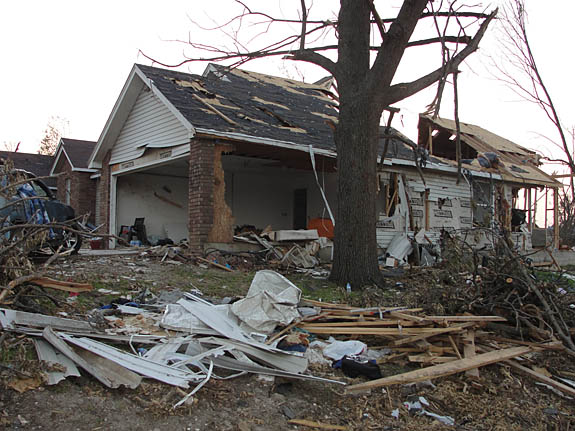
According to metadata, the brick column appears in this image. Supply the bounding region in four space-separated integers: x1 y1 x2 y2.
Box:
98 151 112 247
188 139 215 251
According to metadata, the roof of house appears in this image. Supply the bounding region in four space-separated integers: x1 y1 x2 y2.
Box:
0 151 57 188
418 115 559 187
51 138 97 175
136 63 339 152
60 138 96 168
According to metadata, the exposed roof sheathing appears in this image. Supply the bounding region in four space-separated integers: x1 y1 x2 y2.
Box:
136 63 339 152
420 115 559 187
424 116 532 156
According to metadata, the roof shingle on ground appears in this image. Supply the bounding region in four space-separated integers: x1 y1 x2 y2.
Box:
60 138 96 169
0 151 57 188
136 63 339 151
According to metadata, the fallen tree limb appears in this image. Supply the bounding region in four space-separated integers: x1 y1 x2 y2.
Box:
0 274 42 303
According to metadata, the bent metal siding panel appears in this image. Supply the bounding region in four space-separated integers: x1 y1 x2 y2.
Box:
110 87 189 165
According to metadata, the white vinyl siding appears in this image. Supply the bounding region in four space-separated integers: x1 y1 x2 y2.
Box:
110 87 190 164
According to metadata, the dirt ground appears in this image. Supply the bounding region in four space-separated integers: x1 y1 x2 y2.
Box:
1 251 575 430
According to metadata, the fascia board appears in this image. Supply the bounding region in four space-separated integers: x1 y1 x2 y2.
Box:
194 128 337 158
49 140 67 176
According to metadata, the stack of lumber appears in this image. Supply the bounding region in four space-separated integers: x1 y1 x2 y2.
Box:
295 299 574 396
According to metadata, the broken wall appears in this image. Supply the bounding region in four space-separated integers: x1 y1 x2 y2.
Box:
376 168 473 249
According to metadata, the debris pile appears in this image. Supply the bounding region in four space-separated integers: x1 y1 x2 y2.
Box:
233 228 333 269
0 271 346 409
286 299 575 397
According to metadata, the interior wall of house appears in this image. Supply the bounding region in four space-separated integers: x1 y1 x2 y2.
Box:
222 155 337 231
116 172 188 242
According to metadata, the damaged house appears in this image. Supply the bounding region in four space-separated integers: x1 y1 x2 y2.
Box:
87 62 560 259
376 115 560 264
88 64 341 249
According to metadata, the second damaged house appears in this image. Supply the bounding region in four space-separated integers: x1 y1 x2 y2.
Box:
377 115 560 265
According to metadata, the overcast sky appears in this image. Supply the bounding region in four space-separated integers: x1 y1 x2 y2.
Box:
0 0 572 173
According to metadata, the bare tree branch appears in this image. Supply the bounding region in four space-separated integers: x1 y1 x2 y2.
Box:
299 0 308 51
387 9 497 105
367 0 386 41
369 0 429 101
496 0 574 185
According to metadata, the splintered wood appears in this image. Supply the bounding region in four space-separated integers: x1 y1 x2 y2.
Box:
295 300 566 393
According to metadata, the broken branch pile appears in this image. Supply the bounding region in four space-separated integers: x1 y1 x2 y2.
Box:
435 233 575 355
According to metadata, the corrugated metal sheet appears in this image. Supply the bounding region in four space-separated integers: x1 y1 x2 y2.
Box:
110 88 190 165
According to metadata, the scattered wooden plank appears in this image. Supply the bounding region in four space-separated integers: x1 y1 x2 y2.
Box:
288 419 348 430
196 257 233 272
388 311 430 324
299 325 472 336
479 336 564 351
478 346 575 397
299 299 352 310
29 277 93 293
424 315 506 322
391 323 476 346
300 320 421 328
346 346 532 392
408 354 458 364
463 330 479 379
348 307 424 315
448 335 463 360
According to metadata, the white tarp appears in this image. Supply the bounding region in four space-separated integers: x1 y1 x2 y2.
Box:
321 338 367 360
231 270 301 334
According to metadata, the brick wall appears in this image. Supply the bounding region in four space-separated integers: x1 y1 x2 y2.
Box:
73 172 97 224
188 139 215 251
54 158 97 224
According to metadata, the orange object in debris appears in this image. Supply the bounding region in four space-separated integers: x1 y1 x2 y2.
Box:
308 218 334 239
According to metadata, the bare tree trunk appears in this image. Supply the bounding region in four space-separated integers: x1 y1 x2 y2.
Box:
330 97 384 288
328 0 385 288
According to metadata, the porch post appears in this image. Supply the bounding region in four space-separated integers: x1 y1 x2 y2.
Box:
188 139 215 251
